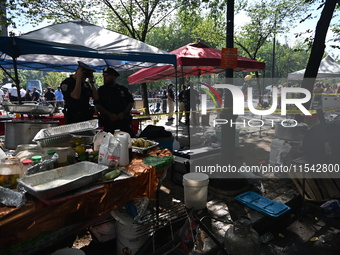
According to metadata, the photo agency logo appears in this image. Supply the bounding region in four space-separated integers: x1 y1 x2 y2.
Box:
200 84 312 128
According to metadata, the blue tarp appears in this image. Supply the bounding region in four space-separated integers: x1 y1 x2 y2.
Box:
0 20 176 73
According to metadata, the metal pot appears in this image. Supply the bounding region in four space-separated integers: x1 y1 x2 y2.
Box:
3 120 59 150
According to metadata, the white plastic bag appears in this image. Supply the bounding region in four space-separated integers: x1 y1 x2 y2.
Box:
98 132 121 167
93 131 108 151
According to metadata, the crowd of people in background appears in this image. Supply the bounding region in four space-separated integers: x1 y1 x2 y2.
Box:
0 84 64 106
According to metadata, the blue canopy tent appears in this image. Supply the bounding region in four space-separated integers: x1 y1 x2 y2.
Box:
0 20 176 85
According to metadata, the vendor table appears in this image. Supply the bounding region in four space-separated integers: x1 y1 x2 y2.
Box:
12 114 66 126
0 148 171 255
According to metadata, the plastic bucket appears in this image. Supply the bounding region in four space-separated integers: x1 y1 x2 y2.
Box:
113 211 148 255
183 173 209 210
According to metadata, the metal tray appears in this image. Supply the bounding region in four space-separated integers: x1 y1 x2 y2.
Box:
18 161 108 200
3 104 55 114
33 119 98 142
131 138 159 153
36 134 73 147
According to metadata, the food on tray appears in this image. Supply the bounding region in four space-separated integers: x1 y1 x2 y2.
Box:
132 138 155 148
103 168 123 180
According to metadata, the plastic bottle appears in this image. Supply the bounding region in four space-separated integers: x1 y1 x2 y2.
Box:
224 217 261 255
31 155 42 165
47 150 56 158
21 159 33 176
116 132 129 166
114 129 132 163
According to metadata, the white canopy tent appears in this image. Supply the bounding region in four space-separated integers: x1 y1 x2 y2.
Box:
288 55 340 80
0 20 176 73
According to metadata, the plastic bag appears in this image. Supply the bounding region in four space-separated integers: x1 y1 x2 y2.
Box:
98 132 121 168
93 131 108 151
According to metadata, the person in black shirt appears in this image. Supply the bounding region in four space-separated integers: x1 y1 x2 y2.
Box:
60 61 98 124
184 82 199 126
94 66 135 137
44 87 56 106
24 89 32 101
167 84 175 121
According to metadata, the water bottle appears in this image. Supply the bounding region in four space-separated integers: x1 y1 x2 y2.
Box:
114 129 132 164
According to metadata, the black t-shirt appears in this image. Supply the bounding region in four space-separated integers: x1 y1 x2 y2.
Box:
95 84 134 135
60 76 93 113
178 90 185 102
168 88 174 100
44 91 55 101
96 83 134 118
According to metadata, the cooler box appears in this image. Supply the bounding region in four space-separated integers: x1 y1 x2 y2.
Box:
154 136 174 152
171 147 220 185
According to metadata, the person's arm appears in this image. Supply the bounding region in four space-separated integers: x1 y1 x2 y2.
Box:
89 80 98 101
70 68 84 100
95 104 119 122
117 102 134 120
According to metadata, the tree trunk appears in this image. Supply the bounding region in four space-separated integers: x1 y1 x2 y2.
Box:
295 0 337 122
141 83 150 114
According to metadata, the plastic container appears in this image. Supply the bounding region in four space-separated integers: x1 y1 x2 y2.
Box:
183 173 209 210
115 130 132 165
21 159 33 176
116 133 129 166
224 217 261 255
43 147 73 166
0 156 23 189
32 155 42 165
112 210 149 255
114 129 132 148
47 150 56 157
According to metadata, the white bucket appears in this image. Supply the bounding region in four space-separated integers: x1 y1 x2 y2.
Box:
183 173 209 210
112 210 148 255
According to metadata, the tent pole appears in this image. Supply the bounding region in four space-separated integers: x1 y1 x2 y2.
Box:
0 65 16 83
221 0 236 166
173 64 180 151
12 57 22 104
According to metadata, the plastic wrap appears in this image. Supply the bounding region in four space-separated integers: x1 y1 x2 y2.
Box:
0 186 26 207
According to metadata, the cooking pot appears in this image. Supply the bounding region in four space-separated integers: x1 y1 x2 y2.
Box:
3 120 59 150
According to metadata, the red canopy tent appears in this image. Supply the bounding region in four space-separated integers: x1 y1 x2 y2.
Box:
128 42 265 84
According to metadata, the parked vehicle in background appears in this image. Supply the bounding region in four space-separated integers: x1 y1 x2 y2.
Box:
26 80 42 93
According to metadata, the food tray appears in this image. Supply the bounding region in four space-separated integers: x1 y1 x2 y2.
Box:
18 161 108 200
33 119 98 142
3 104 55 114
36 134 73 147
235 191 291 217
131 138 159 153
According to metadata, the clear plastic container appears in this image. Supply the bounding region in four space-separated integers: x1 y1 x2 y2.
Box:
224 217 261 255
21 159 33 176
32 155 42 165
0 156 23 189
